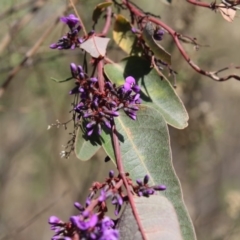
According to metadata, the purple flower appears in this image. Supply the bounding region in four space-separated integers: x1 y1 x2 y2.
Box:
60 14 79 29
98 189 107 203
70 213 98 231
153 29 165 41
99 228 119 240
48 216 61 224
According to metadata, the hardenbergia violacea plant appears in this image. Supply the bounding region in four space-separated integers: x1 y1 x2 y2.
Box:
45 1 240 240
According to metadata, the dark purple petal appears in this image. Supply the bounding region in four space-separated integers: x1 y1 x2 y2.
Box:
50 43 58 49
114 204 121 216
79 72 85 80
97 124 102 135
86 121 96 129
77 65 83 72
153 185 166 191
143 175 149 185
133 93 140 101
103 109 119 117
127 113 137 120
136 179 143 186
131 27 137 33
103 119 112 129
125 76 135 85
101 216 114 229
123 82 131 91
48 216 60 224
70 63 77 75
78 37 84 44
132 84 141 93
60 14 79 28
74 202 84 212
70 216 81 229
109 170 114 178
87 128 94 136
90 77 98 83
98 189 107 202
88 214 98 228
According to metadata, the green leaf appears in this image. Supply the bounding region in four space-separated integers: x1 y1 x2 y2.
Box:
75 128 101 161
113 14 141 55
142 22 171 65
50 77 72 83
80 36 110 58
104 56 188 129
118 195 183 240
101 106 196 240
92 2 113 23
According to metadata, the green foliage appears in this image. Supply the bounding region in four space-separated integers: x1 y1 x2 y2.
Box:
100 107 195 239
113 14 141 55
104 56 188 129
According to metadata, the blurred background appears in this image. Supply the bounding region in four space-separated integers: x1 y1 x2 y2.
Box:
0 0 240 239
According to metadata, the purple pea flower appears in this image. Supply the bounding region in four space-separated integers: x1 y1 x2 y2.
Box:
60 14 80 29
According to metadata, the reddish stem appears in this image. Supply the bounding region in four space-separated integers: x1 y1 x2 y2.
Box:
97 60 104 93
111 123 147 240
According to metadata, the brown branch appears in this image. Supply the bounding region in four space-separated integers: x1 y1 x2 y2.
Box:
0 0 46 54
0 0 36 21
122 0 240 82
0 2 77 98
69 0 87 36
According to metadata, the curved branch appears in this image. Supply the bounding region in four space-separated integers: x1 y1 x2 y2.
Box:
122 0 240 82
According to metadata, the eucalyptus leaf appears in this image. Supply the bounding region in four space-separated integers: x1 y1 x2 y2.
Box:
75 128 101 161
142 22 171 65
113 14 141 55
92 2 112 23
80 36 110 58
101 106 196 240
104 56 188 129
118 195 183 240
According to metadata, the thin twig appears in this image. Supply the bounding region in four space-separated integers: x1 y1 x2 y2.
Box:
69 0 87 35
0 3 75 98
0 0 46 54
0 0 36 21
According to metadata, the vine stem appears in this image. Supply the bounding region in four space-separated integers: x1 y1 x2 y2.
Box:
111 122 147 240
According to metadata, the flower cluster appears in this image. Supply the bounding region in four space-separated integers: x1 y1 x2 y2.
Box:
50 14 83 50
69 63 141 136
49 212 118 240
48 170 125 240
48 170 167 239
134 175 166 197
